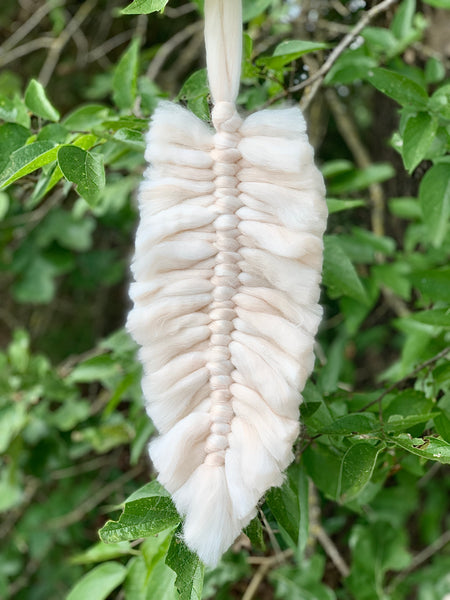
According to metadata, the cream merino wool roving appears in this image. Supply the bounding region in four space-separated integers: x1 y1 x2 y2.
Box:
127 0 327 566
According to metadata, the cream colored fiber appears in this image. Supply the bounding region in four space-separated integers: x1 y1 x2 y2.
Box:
127 0 327 566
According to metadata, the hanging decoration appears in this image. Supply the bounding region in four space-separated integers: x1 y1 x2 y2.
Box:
127 0 327 566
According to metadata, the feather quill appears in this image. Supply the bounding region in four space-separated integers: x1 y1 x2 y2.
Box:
127 0 327 566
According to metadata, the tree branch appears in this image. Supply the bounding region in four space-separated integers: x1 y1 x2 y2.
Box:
1 0 64 52
38 0 97 86
359 346 450 412
293 0 399 95
146 20 203 82
387 529 450 593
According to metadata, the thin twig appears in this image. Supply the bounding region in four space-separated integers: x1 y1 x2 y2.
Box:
387 529 450 593
270 0 398 108
165 3 197 18
418 462 442 487
242 549 293 600
47 465 144 529
259 508 282 557
0 37 54 68
325 87 386 236
51 455 118 479
359 346 450 412
1 0 64 52
57 345 108 378
87 30 134 63
146 20 203 82
324 87 412 321
313 524 350 577
38 0 97 86
293 0 398 93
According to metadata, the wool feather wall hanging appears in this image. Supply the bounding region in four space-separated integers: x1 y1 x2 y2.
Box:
127 0 327 566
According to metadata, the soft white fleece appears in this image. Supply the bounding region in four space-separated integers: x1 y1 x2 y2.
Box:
127 100 327 565
127 0 327 567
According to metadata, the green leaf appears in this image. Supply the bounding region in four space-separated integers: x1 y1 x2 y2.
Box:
257 40 328 69
391 434 450 463
372 262 411 299
391 0 416 40
318 332 348 394
166 533 205 600
270 556 336 600
63 104 112 130
326 163 395 194
24 79 60 122
66 562 127 600
266 462 307 549
70 541 134 564
187 96 210 122
244 516 266 552
113 128 145 150
78 419 134 453
112 38 140 110
321 159 353 178
410 266 450 302
177 69 209 101
57 145 105 205
50 398 91 432
37 123 69 143
0 141 58 189
337 228 396 264
242 0 273 22
0 122 30 174
423 0 450 6
434 413 450 443
385 413 438 434
99 481 181 543
323 236 369 304
304 444 341 500
425 57 446 85
302 381 334 431
35 208 95 251
0 94 30 128
389 196 422 219
362 27 399 54
0 403 28 453
325 53 377 85
69 354 121 384
402 112 437 172
318 413 379 435
0 191 8 220
347 522 411 597
0 464 23 513
337 443 381 502
13 254 58 304
8 329 30 372
384 390 433 420
121 0 169 14
411 308 450 327
419 163 450 247
366 68 428 108
127 531 178 600
429 83 450 119
327 198 365 214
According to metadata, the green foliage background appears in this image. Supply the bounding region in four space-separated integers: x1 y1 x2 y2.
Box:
1 0 449 598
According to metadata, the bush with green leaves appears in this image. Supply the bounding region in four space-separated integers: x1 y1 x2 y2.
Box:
1 0 449 598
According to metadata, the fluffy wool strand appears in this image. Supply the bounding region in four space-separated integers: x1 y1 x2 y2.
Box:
127 0 327 566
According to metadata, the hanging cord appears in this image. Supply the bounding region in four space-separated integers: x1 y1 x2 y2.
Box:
204 0 242 106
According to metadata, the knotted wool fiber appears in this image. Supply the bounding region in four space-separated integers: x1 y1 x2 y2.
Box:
127 0 327 566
